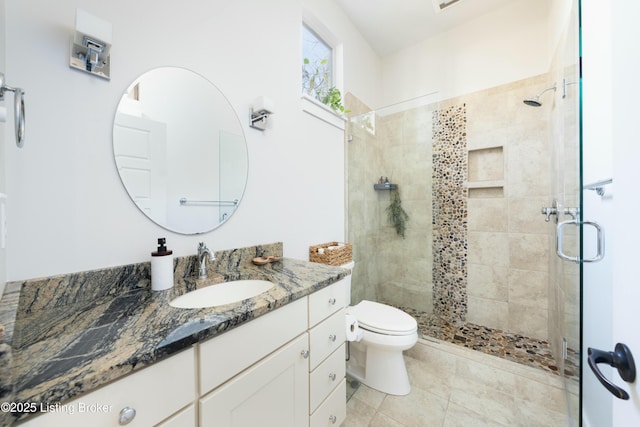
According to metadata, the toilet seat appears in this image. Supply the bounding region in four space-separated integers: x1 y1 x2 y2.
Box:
347 300 417 336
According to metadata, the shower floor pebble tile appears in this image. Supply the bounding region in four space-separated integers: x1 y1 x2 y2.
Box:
394 306 579 381
343 340 575 427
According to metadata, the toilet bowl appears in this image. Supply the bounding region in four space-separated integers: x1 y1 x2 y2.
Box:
342 262 418 396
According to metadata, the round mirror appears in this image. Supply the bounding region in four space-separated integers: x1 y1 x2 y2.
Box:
113 67 248 234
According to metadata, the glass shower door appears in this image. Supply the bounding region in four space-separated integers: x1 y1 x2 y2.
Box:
547 1 581 425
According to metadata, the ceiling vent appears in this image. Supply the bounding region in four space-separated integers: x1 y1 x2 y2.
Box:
432 0 463 13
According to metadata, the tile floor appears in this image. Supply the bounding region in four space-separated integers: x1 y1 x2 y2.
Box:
343 338 579 427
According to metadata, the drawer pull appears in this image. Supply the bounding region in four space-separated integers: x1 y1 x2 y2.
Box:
329 334 337 342
328 297 336 305
301 349 310 359
329 372 337 381
329 414 337 424
118 407 136 425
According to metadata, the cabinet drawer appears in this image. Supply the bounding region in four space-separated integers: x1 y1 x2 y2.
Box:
309 308 345 370
199 297 307 395
20 347 196 427
308 279 346 327
310 378 346 427
310 343 345 412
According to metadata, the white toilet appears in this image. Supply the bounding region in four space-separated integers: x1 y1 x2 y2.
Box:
342 261 418 396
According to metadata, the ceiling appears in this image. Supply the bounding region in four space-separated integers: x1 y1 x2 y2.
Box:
335 0 515 56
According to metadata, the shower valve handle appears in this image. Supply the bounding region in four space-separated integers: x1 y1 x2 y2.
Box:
541 206 558 222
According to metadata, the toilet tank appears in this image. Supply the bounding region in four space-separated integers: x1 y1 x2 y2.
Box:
341 261 355 307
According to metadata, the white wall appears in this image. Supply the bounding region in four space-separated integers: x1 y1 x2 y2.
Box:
3 0 381 281
0 0 6 294
380 0 552 107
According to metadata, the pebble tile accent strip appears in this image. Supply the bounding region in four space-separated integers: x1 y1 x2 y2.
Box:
432 104 468 323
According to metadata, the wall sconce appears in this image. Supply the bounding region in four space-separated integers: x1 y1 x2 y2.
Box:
249 96 274 131
69 9 112 80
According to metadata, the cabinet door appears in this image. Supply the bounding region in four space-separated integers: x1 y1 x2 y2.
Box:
200 333 309 427
156 404 195 427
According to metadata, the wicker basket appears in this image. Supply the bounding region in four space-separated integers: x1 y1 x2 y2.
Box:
309 242 352 266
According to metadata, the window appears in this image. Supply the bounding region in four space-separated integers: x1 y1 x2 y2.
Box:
302 23 333 102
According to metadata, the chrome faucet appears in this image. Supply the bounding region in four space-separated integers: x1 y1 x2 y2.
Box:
197 242 215 279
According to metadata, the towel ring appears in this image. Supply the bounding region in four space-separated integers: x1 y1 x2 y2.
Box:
0 72 26 148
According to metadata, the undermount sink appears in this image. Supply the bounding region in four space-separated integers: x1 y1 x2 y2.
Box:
170 280 275 309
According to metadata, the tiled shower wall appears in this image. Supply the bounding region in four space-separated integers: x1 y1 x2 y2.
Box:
345 93 435 311
446 74 555 340
347 73 560 341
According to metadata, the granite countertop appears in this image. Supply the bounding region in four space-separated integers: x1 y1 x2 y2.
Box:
0 243 349 425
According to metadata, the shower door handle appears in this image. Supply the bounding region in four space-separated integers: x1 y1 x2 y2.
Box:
556 219 605 263
587 343 636 400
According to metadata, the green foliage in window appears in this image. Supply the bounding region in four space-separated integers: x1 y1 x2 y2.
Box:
302 57 349 114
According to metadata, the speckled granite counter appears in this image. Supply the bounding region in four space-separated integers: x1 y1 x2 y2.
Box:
0 243 349 425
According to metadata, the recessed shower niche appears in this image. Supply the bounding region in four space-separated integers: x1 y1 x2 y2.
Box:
466 146 504 198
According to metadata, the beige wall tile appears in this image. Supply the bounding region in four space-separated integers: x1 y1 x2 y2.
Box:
508 268 548 309
467 296 509 330
468 263 508 301
506 138 551 198
509 303 547 339
468 231 509 267
468 198 508 232
508 197 549 234
508 233 549 272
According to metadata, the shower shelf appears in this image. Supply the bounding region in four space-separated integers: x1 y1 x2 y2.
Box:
374 183 398 191
464 180 504 189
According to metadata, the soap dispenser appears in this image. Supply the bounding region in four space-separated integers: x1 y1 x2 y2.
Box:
151 238 173 291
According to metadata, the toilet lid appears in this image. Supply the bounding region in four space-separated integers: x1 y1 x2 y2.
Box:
347 300 417 335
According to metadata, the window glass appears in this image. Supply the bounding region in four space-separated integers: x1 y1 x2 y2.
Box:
302 23 333 101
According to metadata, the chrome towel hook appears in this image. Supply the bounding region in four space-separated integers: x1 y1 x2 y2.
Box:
0 72 26 148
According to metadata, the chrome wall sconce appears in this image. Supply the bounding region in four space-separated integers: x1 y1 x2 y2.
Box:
69 9 112 80
249 96 275 131
0 72 26 148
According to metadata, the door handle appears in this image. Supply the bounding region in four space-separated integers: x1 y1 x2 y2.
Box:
587 343 636 400
556 219 605 263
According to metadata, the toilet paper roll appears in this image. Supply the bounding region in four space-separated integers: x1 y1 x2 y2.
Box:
345 314 364 342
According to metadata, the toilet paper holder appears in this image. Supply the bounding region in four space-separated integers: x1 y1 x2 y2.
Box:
0 72 25 148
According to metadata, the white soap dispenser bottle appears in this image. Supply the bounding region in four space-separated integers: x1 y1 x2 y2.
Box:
151 238 173 291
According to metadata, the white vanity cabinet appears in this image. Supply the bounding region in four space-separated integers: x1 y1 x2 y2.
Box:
198 278 348 427
17 278 349 427
18 347 197 427
307 279 347 426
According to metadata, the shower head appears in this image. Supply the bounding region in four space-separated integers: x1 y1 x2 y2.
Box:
523 84 557 107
